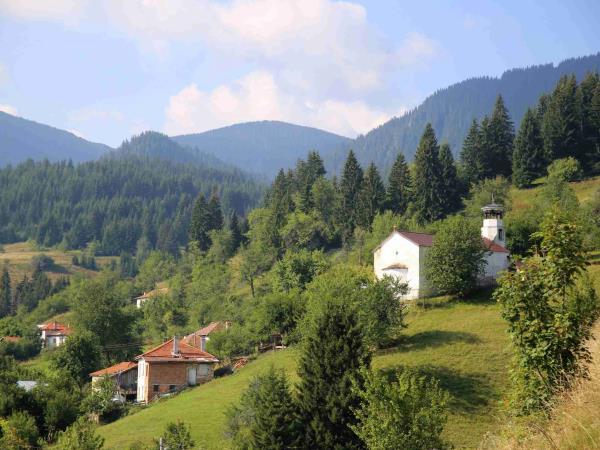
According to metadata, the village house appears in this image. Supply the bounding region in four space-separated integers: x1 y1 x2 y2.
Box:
90 361 138 402
0 336 21 344
37 321 72 348
182 321 231 352
374 202 510 299
135 337 219 404
135 285 170 309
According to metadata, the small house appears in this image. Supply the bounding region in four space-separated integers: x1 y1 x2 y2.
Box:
135 286 170 309
182 321 230 352
135 337 218 404
38 322 72 348
90 361 138 402
374 202 510 299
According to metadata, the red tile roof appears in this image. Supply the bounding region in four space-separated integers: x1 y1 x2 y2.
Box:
182 322 228 347
398 231 435 247
136 338 218 363
90 361 137 377
482 237 509 253
1 336 21 343
38 322 72 335
135 287 170 300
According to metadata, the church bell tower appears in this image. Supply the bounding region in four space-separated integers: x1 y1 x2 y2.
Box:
481 199 505 246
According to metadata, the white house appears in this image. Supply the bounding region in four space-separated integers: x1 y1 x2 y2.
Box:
374 202 510 299
37 322 72 348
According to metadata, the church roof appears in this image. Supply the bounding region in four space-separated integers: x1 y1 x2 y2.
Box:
374 230 509 254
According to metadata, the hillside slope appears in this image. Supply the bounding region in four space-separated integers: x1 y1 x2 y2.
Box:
353 53 600 171
0 111 110 166
172 120 352 177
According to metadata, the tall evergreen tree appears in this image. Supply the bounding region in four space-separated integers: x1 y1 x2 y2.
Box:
512 108 546 187
542 75 581 162
412 124 445 223
297 151 326 213
590 83 600 173
0 265 11 318
229 211 243 253
339 150 364 239
189 194 212 251
268 169 294 227
386 153 411 215
296 302 370 450
207 191 224 231
438 143 461 215
577 72 600 173
358 163 386 229
488 95 515 178
460 119 484 185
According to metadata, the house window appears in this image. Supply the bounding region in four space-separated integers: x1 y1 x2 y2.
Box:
498 229 504 240
153 384 159 393
169 384 176 392
198 365 209 376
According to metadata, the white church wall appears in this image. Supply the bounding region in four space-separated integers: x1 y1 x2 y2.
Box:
374 233 422 299
483 251 510 280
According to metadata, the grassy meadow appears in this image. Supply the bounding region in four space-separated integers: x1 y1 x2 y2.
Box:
99 290 511 450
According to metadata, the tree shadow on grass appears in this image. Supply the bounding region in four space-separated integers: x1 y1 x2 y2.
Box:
381 330 481 354
379 364 496 414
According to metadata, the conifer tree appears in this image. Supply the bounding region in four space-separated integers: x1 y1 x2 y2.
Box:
386 153 411 215
358 163 386 229
268 169 294 227
207 191 224 231
512 108 545 187
438 143 461 215
478 116 494 179
296 301 370 450
189 194 211 251
542 75 581 162
229 211 243 253
297 151 326 213
0 265 11 318
340 150 364 239
488 95 515 178
412 124 444 223
577 72 600 173
460 119 484 184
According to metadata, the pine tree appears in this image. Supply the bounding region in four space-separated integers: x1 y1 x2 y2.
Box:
296 152 325 213
207 191 224 231
296 302 370 450
386 153 411 215
0 265 11 318
189 194 211 251
512 108 545 187
438 143 461 215
251 368 300 449
358 163 386 229
268 169 294 227
488 95 515 178
412 124 444 223
460 119 484 184
340 150 364 239
577 72 600 174
542 75 581 162
590 83 600 173
229 211 243 253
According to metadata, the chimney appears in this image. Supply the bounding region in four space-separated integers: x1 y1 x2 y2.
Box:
172 336 180 356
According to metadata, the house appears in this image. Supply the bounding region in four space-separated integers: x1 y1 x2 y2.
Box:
182 321 230 352
135 337 219 404
374 202 510 299
90 361 138 402
38 322 72 348
135 286 170 309
0 336 21 344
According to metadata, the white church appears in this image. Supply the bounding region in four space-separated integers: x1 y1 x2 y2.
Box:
374 202 510 299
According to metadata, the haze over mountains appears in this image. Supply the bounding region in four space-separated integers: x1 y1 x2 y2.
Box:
1 53 599 176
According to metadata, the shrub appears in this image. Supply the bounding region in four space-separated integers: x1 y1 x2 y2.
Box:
546 157 582 182
31 254 55 271
352 368 450 450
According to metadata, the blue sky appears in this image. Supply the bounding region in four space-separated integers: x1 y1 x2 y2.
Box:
0 0 599 147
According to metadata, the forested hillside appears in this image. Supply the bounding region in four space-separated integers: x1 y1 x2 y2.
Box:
172 120 352 177
0 155 264 254
353 53 600 171
0 111 110 166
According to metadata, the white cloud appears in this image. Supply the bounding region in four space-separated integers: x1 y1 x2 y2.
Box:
0 104 18 115
164 71 399 137
0 0 87 23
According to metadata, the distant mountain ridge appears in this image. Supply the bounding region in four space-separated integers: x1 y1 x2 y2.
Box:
0 111 110 166
352 53 600 172
172 120 352 177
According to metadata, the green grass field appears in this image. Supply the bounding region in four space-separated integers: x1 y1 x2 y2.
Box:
98 290 511 450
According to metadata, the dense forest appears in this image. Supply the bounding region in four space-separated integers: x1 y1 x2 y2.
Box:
352 52 600 172
0 136 264 254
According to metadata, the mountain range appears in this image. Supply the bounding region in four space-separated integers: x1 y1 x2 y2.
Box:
1 52 599 176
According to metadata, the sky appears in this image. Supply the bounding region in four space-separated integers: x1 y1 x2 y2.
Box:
0 0 599 147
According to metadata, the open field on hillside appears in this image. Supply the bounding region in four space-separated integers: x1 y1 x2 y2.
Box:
510 175 600 211
99 290 512 450
0 242 115 286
